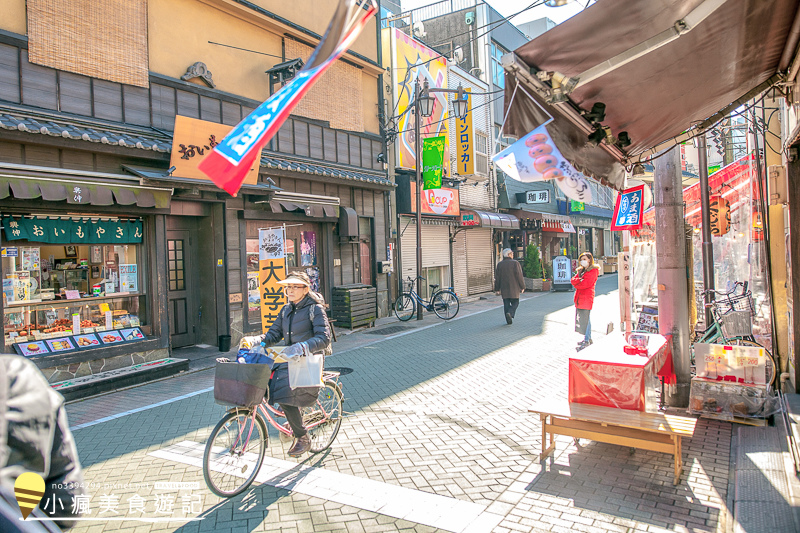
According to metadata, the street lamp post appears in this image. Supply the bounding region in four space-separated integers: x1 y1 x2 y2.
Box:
412 79 469 320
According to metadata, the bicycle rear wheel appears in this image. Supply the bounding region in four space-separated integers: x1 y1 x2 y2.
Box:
432 290 459 320
203 409 267 498
394 293 415 321
730 339 776 388
303 380 344 453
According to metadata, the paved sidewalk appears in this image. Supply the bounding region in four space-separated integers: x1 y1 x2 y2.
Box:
61 276 751 532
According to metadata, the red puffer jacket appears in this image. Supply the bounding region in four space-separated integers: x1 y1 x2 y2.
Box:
571 265 599 310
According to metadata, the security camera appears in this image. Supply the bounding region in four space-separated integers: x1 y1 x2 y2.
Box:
465 11 475 25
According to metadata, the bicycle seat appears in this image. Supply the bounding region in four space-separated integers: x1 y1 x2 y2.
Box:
429 284 439 291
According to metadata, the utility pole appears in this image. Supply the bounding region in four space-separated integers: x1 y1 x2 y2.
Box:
654 147 691 407
697 133 715 326
414 79 424 320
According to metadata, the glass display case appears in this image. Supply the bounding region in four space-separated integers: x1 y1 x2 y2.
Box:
4 295 145 347
43 269 89 293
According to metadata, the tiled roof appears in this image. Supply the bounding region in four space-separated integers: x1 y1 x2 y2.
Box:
0 108 392 187
0 112 172 152
261 155 394 187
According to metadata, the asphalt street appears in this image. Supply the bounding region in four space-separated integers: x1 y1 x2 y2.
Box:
59 275 735 533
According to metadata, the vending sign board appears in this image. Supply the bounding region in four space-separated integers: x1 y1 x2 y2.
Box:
552 255 572 291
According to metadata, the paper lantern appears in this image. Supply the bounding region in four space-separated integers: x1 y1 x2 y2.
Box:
709 195 730 236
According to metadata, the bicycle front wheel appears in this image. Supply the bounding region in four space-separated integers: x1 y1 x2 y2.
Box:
394 293 415 321
203 409 267 498
303 379 344 453
432 290 459 320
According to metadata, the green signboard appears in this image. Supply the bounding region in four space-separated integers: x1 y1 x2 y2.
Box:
3 217 143 244
422 136 446 190
570 200 585 212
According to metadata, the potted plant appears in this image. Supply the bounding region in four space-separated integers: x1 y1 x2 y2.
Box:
542 262 553 292
522 244 543 291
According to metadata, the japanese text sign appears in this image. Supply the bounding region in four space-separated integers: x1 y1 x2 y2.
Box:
552 256 571 284
409 182 460 217
456 90 474 175
492 124 593 203
525 190 549 204
422 136 445 190
258 228 287 332
170 116 259 186
611 184 645 231
2 217 142 244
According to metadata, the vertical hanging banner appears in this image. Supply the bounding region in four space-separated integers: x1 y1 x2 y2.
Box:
456 89 474 175
610 184 645 231
709 195 731 235
422 136 446 189
198 0 377 196
492 124 593 203
259 228 287 332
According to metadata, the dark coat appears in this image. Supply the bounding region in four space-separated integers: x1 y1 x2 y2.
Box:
0 355 84 529
258 293 331 407
571 265 600 309
494 257 525 299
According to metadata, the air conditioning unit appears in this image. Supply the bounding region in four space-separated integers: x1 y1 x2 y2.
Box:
768 165 787 205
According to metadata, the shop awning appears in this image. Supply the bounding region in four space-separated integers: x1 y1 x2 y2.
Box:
502 0 800 189
460 210 519 229
265 191 339 218
0 172 172 209
122 165 282 195
542 213 576 233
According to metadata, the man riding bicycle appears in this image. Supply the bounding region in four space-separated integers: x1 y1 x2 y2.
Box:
240 271 332 457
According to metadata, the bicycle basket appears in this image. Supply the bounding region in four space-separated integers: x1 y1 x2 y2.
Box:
213 359 272 407
719 310 753 338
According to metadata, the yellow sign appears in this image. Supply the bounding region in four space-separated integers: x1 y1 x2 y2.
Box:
14 472 45 519
455 89 474 176
258 228 287 332
169 116 259 185
390 28 449 175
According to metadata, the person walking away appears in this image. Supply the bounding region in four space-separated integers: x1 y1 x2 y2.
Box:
572 252 600 351
0 354 85 530
240 271 331 457
495 248 525 325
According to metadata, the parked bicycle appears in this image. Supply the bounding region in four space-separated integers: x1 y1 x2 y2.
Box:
203 356 344 498
394 276 459 321
694 281 776 387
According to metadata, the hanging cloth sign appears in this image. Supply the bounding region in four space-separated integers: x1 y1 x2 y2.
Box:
258 227 287 332
2 217 143 244
709 195 730 236
198 0 378 196
422 136 446 190
492 123 593 203
610 184 645 231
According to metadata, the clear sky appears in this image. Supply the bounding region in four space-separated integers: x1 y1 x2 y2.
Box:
396 0 595 27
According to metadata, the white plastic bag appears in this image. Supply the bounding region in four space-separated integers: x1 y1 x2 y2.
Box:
287 343 323 389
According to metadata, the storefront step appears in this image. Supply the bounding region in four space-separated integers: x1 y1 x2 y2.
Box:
50 357 189 402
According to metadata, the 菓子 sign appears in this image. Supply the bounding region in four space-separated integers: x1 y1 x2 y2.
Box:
492 124 593 203
258 228 287 332
610 184 645 231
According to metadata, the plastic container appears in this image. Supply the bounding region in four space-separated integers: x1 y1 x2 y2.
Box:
218 334 232 352
288 347 323 389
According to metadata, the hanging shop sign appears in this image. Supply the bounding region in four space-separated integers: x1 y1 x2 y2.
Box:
709 195 731 236
258 227 287 332
409 182 460 217
2 217 143 244
569 200 585 212
170 116 259 186
422 136 446 190
455 89 474 176
519 190 549 204
610 184 645 231
492 123 593 203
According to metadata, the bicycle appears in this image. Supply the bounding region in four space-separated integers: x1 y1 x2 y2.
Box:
394 275 460 321
694 281 776 387
203 356 344 498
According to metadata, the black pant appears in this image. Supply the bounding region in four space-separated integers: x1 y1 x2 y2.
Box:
281 404 307 438
503 298 519 319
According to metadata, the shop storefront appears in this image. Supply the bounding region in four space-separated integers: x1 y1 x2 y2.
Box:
541 213 576 265
455 210 518 296
0 168 173 381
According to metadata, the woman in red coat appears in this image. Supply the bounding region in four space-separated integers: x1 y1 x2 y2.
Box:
571 252 600 351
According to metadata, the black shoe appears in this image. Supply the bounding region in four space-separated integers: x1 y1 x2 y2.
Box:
288 434 310 457
505 312 513 325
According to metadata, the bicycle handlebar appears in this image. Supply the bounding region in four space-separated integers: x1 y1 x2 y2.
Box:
702 281 749 297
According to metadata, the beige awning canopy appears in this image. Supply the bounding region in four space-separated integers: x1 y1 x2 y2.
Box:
503 0 800 190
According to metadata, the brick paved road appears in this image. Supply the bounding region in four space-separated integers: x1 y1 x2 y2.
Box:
63 276 732 533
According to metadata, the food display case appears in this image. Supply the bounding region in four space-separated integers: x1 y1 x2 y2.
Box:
4 295 144 348
44 268 89 293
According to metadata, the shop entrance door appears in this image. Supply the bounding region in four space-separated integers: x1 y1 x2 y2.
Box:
167 227 198 347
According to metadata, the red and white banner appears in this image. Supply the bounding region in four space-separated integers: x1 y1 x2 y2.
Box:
199 0 378 196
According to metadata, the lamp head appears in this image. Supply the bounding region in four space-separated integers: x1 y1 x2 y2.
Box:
583 102 606 123
616 131 631 148
632 163 645 176
587 127 606 147
452 84 469 120
418 80 436 118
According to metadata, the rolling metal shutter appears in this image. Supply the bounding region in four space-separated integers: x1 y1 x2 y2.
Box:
453 230 468 296
399 218 451 283
466 228 493 294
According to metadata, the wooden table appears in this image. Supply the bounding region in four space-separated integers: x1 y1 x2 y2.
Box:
530 399 697 485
